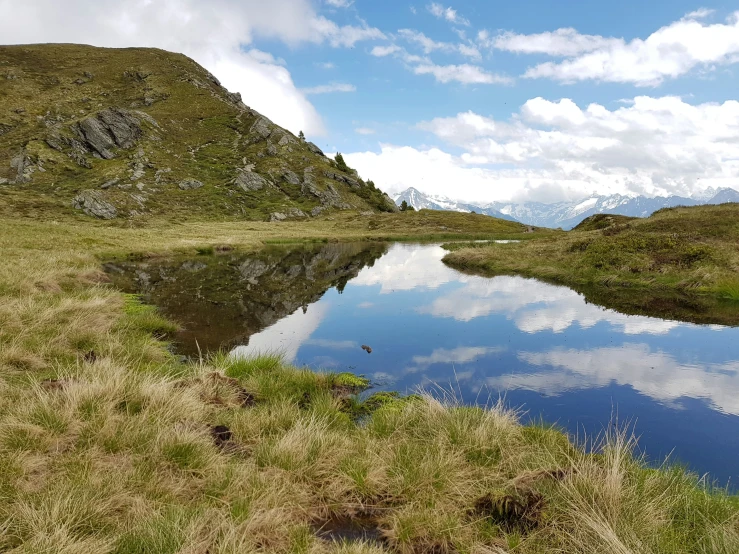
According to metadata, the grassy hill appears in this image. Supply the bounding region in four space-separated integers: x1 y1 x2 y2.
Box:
443 204 739 324
0 43 398 220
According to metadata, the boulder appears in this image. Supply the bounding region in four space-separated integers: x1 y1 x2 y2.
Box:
235 171 268 192
250 117 273 140
72 190 118 219
0 178 8 185
179 178 204 190
282 169 300 186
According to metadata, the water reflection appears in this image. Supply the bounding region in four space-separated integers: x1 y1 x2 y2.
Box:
107 242 739 484
105 242 388 356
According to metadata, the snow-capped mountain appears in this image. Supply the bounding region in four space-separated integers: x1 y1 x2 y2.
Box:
394 187 739 229
393 187 519 222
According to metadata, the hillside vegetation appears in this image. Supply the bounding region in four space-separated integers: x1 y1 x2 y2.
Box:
443 204 739 323
1 213 738 553
0 43 398 220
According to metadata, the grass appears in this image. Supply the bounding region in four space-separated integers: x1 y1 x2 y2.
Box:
443 204 739 325
0 211 737 552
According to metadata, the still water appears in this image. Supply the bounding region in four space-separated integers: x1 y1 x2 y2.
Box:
107 242 739 485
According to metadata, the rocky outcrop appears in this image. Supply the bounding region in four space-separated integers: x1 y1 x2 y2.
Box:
10 149 33 183
234 171 269 192
282 169 300 186
249 117 273 141
269 207 307 221
178 178 204 190
72 190 118 219
306 142 325 157
324 170 360 189
77 108 143 159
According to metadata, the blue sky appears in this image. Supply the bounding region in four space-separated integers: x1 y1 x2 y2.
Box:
3 0 739 203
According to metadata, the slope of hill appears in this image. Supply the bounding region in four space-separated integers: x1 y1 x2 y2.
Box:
395 186 739 229
0 43 398 220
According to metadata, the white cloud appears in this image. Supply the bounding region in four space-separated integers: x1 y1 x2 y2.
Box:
325 0 353 7
302 82 357 94
316 61 336 69
371 44 402 57
410 346 504 371
418 274 681 335
355 127 376 135
493 28 617 56
493 344 739 416
0 0 385 135
505 12 739 86
684 8 715 20
305 338 358 349
312 17 386 47
428 3 470 26
398 29 481 59
395 95 739 201
414 63 512 84
231 303 329 363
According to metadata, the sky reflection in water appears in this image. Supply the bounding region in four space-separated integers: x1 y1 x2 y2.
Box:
233 243 739 485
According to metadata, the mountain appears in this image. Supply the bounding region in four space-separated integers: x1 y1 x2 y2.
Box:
393 187 519 222
0 44 398 220
395 187 739 229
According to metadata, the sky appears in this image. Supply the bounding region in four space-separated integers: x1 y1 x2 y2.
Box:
2 0 739 203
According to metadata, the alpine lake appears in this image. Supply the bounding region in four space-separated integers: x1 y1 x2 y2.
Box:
106 241 739 487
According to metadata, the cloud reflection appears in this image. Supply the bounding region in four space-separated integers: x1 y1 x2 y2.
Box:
486 344 739 416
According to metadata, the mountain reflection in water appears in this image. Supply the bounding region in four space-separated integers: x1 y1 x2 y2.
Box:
107 242 739 485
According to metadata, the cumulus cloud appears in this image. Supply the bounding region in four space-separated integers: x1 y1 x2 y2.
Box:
386 95 739 201
428 3 470 26
0 0 384 135
325 0 353 7
302 82 357 94
498 11 739 86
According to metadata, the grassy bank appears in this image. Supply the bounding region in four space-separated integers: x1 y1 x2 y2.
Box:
1 211 738 553
443 205 739 325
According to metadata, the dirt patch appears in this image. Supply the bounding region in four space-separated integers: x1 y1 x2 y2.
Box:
472 490 544 532
312 516 386 545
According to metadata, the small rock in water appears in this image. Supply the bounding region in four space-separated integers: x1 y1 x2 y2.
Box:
361 344 372 354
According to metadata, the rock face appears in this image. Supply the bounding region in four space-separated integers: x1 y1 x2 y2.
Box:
306 142 325 157
178 178 204 190
72 190 118 219
77 108 143 159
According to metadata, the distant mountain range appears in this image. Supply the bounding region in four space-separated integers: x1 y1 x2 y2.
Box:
393 187 739 229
